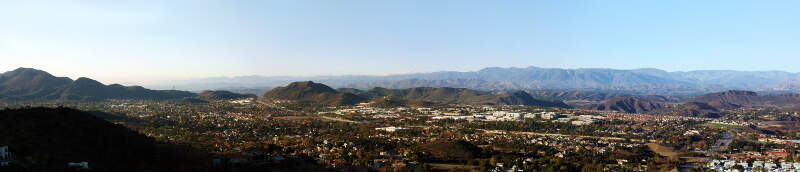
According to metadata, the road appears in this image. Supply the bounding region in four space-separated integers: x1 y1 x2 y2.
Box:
711 131 734 154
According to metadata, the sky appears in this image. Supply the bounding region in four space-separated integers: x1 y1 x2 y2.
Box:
1 0 799 85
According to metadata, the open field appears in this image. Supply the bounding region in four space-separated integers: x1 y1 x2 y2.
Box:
646 143 680 160
428 163 477 171
701 122 741 129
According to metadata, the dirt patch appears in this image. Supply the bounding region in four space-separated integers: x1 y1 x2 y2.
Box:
646 143 680 160
428 163 477 171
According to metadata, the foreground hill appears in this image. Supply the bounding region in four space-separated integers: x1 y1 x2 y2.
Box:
0 68 195 101
264 81 569 107
0 107 208 172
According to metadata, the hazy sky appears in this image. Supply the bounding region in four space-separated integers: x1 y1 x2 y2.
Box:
2 1 799 85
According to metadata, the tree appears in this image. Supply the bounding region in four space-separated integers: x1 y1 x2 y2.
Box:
732 164 745 172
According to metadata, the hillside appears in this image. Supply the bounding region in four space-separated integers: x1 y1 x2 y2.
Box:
197 90 255 100
688 90 800 108
585 96 667 113
585 90 800 116
266 82 568 107
262 81 367 106
660 102 723 118
0 68 196 101
348 87 569 107
420 141 483 161
0 107 208 171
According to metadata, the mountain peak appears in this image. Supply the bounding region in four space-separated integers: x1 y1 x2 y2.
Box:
284 81 336 93
5 67 57 78
74 77 103 85
12 67 46 73
263 82 365 105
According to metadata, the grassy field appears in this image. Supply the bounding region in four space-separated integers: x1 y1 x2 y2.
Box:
646 143 680 160
428 163 477 171
701 122 741 129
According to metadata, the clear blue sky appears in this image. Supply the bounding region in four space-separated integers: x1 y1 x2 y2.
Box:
1 0 799 84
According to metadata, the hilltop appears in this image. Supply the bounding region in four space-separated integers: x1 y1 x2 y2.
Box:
262 81 367 106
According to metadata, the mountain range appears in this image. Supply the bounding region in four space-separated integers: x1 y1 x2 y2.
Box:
0 68 264 101
262 81 569 107
151 66 800 96
0 68 197 101
585 90 800 117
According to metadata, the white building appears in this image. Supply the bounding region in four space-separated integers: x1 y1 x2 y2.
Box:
0 146 7 160
540 112 559 119
375 126 408 132
68 162 89 169
523 113 537 119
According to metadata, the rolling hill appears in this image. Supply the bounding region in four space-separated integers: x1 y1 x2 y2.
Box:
262 81 367 106
197 90 255 100
0 68 196 101
264 81 569 107
585 96 667 114
687 90 800 108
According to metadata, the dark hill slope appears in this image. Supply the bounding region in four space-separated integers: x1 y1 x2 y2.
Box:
688 90 800 108
0 107 208 172
586 96 667 113
198 90 255 100
420 140 483 161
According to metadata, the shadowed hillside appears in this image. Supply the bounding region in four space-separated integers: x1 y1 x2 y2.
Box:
197 90 255 100
586 96 667 113
0 107 209 172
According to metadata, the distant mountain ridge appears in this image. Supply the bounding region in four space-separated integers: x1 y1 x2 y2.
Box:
585 90 800 117
262 81 569 107
156 66 800 95
0 68 195 101
687 90 800 108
